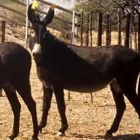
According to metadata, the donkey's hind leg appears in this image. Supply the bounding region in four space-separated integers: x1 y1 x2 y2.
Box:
3 83 21 139
14 80 39 140
106 79 126 137
123 88 140 137
116 73 140 137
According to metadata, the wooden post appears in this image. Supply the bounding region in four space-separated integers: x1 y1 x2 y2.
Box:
81 11 84 46
86 13 90 47
97 12 102 46
106 13 111 45
72 11 76 44
138 13 140 53
0 89 2 97
125 13 131 48
90 11 93 47
1 20 6 43
68 90 71 101
25 0 29 49
90 93 93 103
134 30 137 50
89 11 93 102
68 11 76 100
118 11 122 45
0 20 5 97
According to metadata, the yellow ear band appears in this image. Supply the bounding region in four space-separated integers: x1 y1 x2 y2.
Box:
31 0 39 10
50 4 56 9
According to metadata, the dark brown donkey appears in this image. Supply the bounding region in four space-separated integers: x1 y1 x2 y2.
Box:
28 4 140 138
0 42 39 140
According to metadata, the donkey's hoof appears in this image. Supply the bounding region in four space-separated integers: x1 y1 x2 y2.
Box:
7 135 16 140
104 131 113 139
38 126 43 133
6 137 13 140
32 138 39 140
39 128 42 133
56 131 65 137
39 124 46 133
138 134 140 140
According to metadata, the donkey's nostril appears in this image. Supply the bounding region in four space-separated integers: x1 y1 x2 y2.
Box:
32 52 39 59
32 52 42 63
32 52 36 57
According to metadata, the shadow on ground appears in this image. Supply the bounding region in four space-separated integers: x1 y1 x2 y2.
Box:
70 133 139 140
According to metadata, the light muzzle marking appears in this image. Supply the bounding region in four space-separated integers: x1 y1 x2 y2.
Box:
32 43 42 54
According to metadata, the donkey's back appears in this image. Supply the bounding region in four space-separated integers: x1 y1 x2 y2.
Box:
49 44 140 92
0 42 31 89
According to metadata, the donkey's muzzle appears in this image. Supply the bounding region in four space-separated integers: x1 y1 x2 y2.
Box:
32 53 42 64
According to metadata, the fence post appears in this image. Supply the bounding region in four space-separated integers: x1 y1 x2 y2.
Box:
97 12 102 46
68 11 76 101
118 10 122 45
86 13 90 47
106 13 111 45
72 11 76 44
0 89 2 97
90 11 93 47
125 13 131 48
89 11 93 102
1 20 6 43
134 29 137 50
138 13 140 53
0 20 5 97
25 0 29 49
80 11 83 46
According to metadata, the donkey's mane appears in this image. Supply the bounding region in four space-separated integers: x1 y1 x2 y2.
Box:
45 30 68 47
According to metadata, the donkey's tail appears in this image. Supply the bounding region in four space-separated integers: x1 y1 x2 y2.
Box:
138 56 140 96
138 75 140 97
137 53 140 97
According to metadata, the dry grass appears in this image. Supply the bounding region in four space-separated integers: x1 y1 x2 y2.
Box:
82 31 137 48
49 30 138 51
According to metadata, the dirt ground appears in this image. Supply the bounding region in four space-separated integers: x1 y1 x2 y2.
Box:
0 60 140 140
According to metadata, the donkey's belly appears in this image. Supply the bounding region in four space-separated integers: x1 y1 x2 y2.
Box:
64 79 112 93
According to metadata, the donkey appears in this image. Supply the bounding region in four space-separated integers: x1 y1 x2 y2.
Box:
0 42 39 140
28 4 140 138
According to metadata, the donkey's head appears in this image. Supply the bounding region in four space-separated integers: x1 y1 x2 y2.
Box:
28 4 54 57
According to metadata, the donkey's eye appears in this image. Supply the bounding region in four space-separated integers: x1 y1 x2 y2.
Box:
43 32 46 38
30 30 35 37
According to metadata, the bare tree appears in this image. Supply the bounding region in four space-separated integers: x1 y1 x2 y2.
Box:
113 0 140 16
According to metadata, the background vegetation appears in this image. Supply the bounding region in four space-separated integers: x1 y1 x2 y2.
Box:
0 0 140 32
0 0 26 23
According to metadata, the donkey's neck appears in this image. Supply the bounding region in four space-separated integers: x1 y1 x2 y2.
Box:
43 32 68 50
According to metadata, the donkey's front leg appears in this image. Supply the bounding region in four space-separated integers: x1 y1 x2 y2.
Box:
39 86 53 132
54 87 68 136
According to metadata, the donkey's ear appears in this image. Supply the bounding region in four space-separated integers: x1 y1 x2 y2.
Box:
28 4 37 24
43 8 54 25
